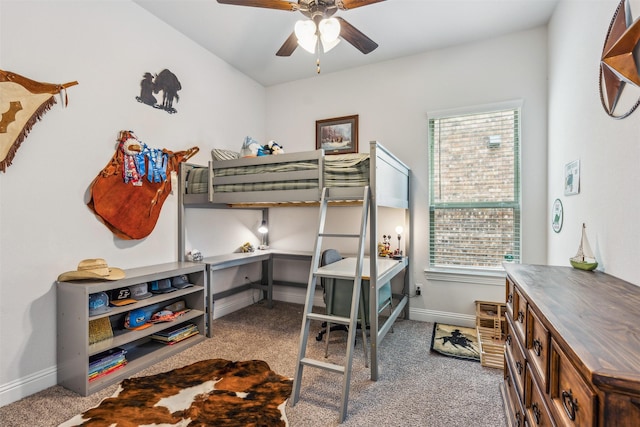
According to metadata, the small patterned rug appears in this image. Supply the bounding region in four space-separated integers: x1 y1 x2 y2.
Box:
430 323 480 362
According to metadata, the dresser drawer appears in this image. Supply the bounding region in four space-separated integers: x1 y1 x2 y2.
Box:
602 393 640 427
525 364 556 427
505 353 527 427
506 315 527 398
549 339 597 426
506 276 516 318
513 285 528 344
527 307 550 392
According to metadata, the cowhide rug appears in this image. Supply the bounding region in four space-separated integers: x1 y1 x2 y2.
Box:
59 359 293 427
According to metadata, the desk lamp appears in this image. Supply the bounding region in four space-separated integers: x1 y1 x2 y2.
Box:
258 220 269 250
395 225 403 258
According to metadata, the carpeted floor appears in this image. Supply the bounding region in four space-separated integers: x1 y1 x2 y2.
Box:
0 301 506 427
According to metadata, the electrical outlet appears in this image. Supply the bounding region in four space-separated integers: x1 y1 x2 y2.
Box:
416 284 422 296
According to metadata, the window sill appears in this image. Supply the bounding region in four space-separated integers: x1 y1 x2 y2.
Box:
424 267 507 286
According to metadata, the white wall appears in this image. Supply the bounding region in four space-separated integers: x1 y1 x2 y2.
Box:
547 0 640 285
0 0 266 405
265 27 549 325
5 0 639 409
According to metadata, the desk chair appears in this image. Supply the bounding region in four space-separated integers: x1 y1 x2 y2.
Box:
316 249 394 367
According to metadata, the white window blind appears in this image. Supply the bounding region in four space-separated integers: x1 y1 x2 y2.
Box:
428 103 521 270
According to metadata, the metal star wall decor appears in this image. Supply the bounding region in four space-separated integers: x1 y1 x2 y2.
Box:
600 0 640 118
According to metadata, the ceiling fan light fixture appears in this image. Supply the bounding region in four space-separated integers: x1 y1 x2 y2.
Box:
319 17 340 43
295 20 318 53
319 17 341 52
321 36 340 53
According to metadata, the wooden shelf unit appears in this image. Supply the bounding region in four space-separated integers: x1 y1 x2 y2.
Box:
475 300 506 340
57 261 207 396
475 300 506 369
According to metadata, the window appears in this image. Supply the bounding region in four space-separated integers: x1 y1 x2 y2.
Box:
428 101 521 270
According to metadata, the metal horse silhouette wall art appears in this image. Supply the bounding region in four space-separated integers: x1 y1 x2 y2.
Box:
136 69 181 114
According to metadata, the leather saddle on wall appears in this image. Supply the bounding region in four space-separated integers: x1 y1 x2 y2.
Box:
88 130 198 240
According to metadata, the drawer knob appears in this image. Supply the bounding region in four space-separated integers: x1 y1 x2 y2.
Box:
532 402 542 425
516 360 523 375
518 310 525 323
533 338 543 356
562 389 578 421
508 293 513 303
506 334 512 346
515 410 522 427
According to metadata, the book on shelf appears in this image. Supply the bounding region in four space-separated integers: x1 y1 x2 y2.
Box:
88 347 127 381
151 323 198 340
89 362 126 382
89 347 126 366
150 323 199 343
89 354 126 375
165 329 199 345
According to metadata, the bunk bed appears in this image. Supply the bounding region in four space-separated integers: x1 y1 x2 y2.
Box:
176 141 411 384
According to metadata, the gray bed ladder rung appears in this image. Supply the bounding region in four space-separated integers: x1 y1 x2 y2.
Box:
318 232 361 238
306 312 351 326
291 186 370 424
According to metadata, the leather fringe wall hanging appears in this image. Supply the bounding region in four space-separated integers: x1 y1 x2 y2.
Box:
0 69 78 172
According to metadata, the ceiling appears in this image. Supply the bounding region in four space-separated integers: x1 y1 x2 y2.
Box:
134 0 559 87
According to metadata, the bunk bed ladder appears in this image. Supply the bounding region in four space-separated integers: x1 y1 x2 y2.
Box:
291 186 370 423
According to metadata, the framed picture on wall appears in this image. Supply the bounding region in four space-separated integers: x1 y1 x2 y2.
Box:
316 115 358 155
564 160 580 196
552 198 563 233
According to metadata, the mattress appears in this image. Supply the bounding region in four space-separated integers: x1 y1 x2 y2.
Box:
185 153 369 195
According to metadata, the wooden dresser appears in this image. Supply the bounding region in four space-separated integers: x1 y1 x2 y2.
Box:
501 264 640 427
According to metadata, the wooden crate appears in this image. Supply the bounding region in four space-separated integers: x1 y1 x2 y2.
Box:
475 300 506 340
477 328 505 369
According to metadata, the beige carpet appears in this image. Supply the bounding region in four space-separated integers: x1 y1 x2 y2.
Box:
0 301 505 426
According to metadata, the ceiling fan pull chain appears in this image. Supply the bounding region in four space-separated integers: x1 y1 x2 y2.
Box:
316 38 321 74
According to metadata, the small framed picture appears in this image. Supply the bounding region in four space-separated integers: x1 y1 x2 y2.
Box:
552 198 563 233
564 160 580 196
316 115 358 155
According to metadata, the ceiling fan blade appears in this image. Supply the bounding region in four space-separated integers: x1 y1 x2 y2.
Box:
336 17 378 54
339 0 386 10
217 0 299 11
276 32 298 56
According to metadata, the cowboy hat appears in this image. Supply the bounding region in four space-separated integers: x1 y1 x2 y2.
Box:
57 258 125 282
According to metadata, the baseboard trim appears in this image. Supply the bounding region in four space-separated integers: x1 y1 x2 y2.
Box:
0 366 57 407
272 286 325 307
1 293 474 407
407 307 476 328
271 285 476 327
212 291 262 319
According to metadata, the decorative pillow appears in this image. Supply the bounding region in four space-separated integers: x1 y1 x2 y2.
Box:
211 148 239 161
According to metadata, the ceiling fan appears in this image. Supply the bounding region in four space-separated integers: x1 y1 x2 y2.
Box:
217 0 385 57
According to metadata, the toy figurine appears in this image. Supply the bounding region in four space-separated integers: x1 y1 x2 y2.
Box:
378 235 393 257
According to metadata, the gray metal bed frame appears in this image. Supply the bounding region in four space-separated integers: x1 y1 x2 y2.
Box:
176 140 412 379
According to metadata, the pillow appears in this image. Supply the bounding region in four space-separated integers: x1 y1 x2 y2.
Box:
211 148 239 161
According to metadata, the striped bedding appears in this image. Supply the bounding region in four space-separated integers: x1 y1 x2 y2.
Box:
185 153 369 194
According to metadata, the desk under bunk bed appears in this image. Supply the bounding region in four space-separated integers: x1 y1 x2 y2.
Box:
177 141 411 387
